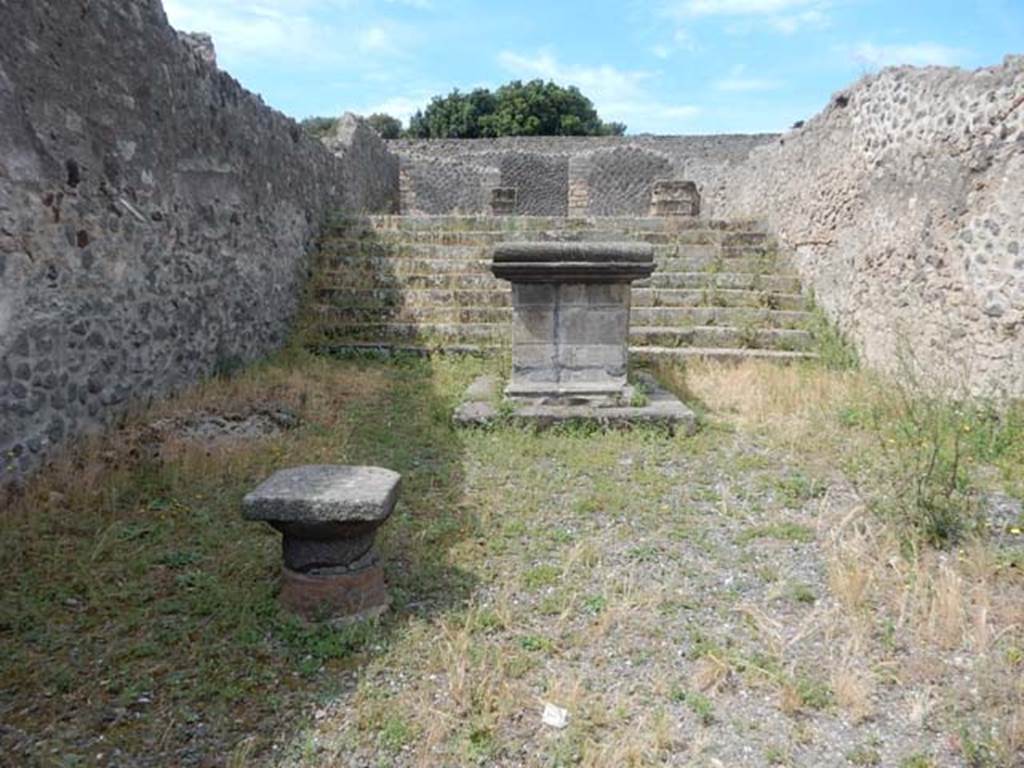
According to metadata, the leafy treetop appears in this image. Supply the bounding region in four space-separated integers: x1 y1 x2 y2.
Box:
407 80 626 138
298 79 626 142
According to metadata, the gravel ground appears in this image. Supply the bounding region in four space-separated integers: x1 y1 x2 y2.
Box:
270 422 1023 767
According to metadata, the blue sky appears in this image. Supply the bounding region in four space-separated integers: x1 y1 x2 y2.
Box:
163 0 1023 135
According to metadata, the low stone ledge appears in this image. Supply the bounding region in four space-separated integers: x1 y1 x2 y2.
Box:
453 372 698 435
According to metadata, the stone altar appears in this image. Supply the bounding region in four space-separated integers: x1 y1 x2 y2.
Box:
453 241 697 432
493 242 653 405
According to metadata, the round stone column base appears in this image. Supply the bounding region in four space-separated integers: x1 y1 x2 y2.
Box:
280 561 389 623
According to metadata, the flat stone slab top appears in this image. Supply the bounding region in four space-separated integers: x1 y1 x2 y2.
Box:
453 372 698 435
492 242 654 283
242 465 401 524
242 464 401 622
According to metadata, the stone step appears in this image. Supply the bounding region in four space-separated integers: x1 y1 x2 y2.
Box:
312 321 813 352
324 229 772 248
315 305 512 324
317 241 790 268
315 288 513 308
308 339 818 364
631 307 811 329
632 346 818 364
311 304 810 329
317 253 796 278
345 214 768 234
314 286 807 312
320 239 733 259
319 258 495 277
631 288 806 310
313 321 509 343
318 270 803 293
629 325 814 352
642 272 803 292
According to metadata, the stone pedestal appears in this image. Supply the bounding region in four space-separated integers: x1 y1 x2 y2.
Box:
490 186 517 215
492 242 654 406
242 465 401 622
454 240 697 432
650 180 700 217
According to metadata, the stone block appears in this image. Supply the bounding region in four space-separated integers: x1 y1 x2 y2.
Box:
491 240 652 403
513 283 557 306
280 560 389 622
649 180 700 217
512 306 555 344
559 367 626 388
558 306 629 345
242 465 400 525
490 186 517 215
559 283 629 307
557 344 627 371
509 366 560 385
513 343 558 368
242 465 401 622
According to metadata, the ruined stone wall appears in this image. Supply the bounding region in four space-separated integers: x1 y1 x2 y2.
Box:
0 0 395 479
725 56 1024 397
398 153 498 214
324 114 400 213
389 135 775 217
573 146 674 216
499 153 569 216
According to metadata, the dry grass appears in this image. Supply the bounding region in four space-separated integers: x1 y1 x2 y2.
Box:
675 359 864 445
3 353 1022 766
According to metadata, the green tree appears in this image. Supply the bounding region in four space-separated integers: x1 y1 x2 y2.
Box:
366 113 403 139
408 87 497 138
299 116 338 140
407 80 625 138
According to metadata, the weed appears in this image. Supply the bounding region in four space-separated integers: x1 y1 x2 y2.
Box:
523 564 561 590
738 522 816 544
803 295 859 370
672 688 715 726
629 380 650 408
378 715 416 753
900 754 935 768
520 634 554 652
846 745 882 766
772 471 827 505
789 582 817 604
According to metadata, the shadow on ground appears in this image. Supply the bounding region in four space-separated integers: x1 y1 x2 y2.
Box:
0 345 483 766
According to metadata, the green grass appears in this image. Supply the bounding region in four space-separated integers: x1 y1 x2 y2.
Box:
0 351 487 762
2 350 1022 766
802 295 860 371
737 522 816 544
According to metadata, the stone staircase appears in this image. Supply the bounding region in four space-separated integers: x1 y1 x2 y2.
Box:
305 215 817 363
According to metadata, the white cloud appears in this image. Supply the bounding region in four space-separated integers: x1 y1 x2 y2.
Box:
850 42 968 68
496 49 701 133
653 27 699 59
770 8 829 33
351 95 430 123
667 0 821 17
714 76 783 92
714 64 784 92
359 25 403 55
662 0 830 34
163 0 415 67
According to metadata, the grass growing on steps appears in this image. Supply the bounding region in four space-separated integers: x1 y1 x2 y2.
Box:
1 353 1022 766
